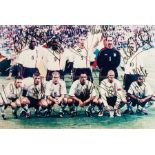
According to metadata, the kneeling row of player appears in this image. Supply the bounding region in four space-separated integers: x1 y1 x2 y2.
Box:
0 70 154 120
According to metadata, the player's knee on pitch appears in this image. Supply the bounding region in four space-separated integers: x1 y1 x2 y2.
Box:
15 99 21 107
11 102 17 109
119 98 127 109
21 97 30 106
98 98 103 105
67 98 73 105
39 99 48 108
92 98 98 104
122 98 127 104
46 99 51 105
63 97 68 104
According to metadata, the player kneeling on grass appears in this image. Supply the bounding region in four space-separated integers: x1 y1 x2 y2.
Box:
45 72 67 118
21 72 47 118
0 76 27 119
98 70 126 117
68 73 98 117
126 75 154 115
